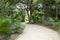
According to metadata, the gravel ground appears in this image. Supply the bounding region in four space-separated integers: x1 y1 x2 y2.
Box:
15 23 60 40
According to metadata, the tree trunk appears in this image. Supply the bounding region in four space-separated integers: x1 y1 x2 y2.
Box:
26 0 33 23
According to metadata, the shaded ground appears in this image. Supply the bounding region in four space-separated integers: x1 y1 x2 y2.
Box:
15 23 60 40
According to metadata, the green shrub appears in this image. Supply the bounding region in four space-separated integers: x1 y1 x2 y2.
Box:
32 10 44 23
44 17 59 31
44 17 55 26
0 17 11 34
47 17 60 31
53 22 60 30
0 17 25 35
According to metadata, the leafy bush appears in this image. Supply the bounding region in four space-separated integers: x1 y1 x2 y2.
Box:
43 17 54 26
47 17 55 25
0 17 25 35
32 10 44 23
53 22 60 30
47 17 60 31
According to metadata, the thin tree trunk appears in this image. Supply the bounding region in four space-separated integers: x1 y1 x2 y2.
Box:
26 0 33 23
56 5 58 19
29 0 33 23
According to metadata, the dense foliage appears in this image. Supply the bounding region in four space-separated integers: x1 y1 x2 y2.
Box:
0 0 60 40
21 0 60 31
0 17 24 34
0 0 25 40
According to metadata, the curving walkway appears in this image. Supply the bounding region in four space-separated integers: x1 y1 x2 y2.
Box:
15 23 60 40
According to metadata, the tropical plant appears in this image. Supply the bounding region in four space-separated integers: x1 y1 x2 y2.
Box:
53 21 60 30
0 17 25 40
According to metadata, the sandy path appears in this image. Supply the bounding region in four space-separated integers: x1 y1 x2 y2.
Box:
15 23 60 40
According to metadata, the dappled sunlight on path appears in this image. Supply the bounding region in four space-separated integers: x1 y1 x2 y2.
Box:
15 23 60 40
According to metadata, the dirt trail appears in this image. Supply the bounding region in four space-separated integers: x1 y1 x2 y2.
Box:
15 23 60 40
